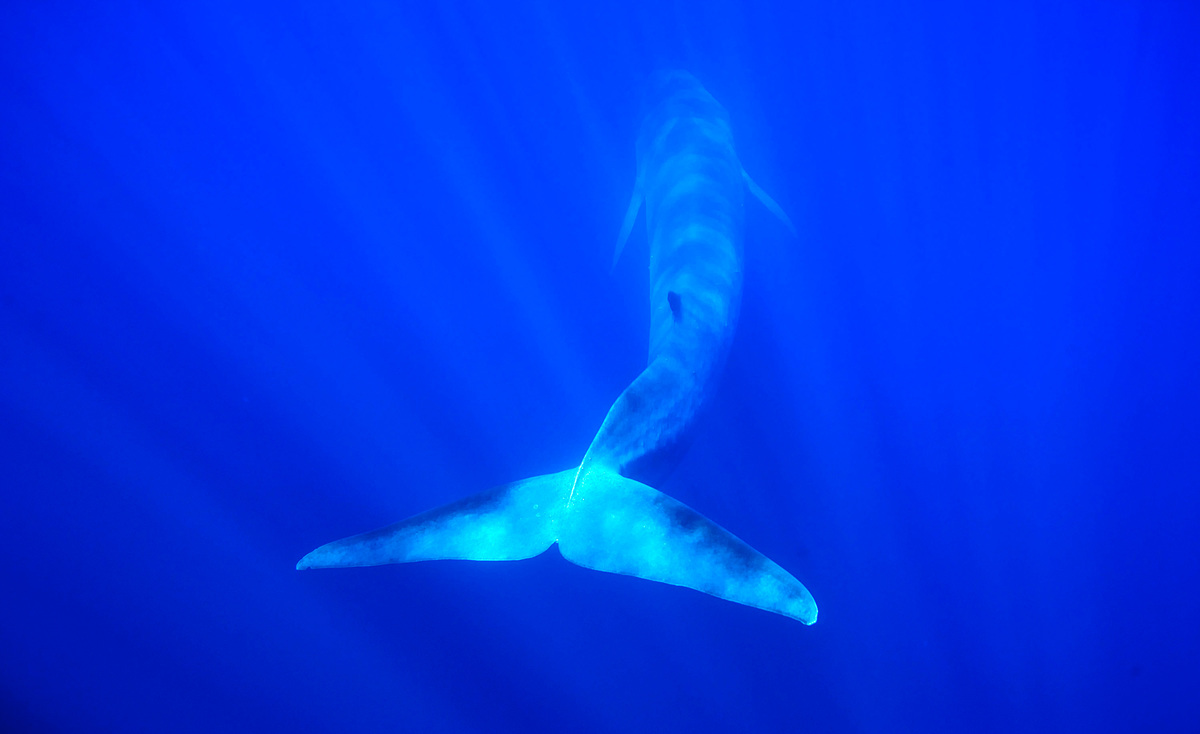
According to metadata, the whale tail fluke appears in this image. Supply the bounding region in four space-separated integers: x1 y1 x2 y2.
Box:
559 467 818 625
298 466 816 624
295 469 575 570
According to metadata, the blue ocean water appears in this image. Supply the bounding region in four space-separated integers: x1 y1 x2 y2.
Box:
2 2 1198 732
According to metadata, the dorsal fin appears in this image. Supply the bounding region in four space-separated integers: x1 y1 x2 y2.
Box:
742 169 797 236
612 181 644 272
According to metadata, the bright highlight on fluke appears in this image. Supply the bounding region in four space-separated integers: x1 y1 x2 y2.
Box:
298 70 816 624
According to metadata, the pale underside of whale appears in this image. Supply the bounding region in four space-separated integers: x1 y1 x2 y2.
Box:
298 71 817 625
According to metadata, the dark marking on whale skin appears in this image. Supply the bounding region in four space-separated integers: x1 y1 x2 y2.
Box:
667 291 682 322
654 494 762 574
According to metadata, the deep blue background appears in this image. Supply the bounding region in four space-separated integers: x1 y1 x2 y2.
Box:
2 2 1198 732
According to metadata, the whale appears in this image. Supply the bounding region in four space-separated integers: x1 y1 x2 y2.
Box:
297 70 817 624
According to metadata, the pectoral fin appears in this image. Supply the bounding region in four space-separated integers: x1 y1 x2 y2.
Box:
612 183 644 272
558 468 817 624
743 169 797 236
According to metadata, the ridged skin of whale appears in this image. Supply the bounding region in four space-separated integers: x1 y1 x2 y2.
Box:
589 70 745 483
298 71 817 625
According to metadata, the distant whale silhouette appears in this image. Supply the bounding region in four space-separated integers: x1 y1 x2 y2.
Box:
298 70 817 624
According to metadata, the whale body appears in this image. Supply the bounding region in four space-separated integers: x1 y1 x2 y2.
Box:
298 71 817 625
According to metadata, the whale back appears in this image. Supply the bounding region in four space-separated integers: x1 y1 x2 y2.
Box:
637 70 744 376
